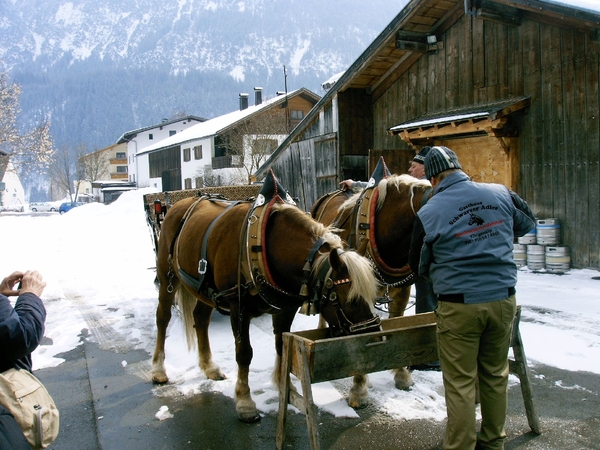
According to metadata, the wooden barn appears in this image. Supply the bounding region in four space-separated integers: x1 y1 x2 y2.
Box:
255 0 600 270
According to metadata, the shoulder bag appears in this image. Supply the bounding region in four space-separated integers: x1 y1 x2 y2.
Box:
0 368 59 449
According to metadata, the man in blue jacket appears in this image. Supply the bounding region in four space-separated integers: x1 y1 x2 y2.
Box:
409 147 536 450
0 270 47 449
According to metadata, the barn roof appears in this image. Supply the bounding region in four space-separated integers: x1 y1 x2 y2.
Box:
255 0 600 179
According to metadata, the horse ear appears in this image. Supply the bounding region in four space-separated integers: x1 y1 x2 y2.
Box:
357 238 369 256
329 248 343 273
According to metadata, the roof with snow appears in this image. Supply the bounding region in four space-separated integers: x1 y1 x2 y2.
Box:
136 88 319 156
116 115 207 144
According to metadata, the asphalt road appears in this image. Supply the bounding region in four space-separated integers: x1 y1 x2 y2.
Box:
34 328 600 450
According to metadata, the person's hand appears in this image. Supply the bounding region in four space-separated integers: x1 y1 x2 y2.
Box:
339 179 354 191
0 271 25 296
0 270 46 297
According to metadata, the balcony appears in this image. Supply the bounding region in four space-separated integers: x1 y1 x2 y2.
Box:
110 158 127 164
212 155 243 169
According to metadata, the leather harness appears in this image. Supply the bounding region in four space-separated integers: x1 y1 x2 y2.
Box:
327 181 434 303
165 188 380 335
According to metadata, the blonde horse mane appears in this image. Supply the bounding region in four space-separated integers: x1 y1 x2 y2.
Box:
274 203 378 307
337 175 431 217
312 235 379 307
377 175 431 215
175 202 378 350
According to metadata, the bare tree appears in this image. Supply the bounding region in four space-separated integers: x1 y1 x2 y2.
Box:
0 71 54 180
80 148 109 195
49 143 87 201
222 108 288 184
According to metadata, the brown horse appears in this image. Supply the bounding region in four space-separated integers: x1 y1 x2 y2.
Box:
151 181 381 422
311 173 432 404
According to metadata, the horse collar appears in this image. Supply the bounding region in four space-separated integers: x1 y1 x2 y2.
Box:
355 185 414 281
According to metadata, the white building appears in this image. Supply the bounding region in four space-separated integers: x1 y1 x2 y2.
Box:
116 115 206 186
131 88 320 191
0 162 25 211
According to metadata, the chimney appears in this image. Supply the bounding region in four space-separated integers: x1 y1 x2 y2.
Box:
239 93 249 110
254 87 263 105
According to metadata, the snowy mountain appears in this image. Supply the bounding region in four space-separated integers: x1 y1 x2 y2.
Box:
1 0 401 150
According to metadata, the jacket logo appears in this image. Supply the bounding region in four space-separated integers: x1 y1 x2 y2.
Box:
468 213 485 226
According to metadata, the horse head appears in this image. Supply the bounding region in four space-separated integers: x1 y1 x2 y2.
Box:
266 204 381 336
309 235 381 337
369 174 431 273
469 213 485 226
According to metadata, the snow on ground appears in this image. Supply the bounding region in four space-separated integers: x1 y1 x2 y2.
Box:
1 188 599 422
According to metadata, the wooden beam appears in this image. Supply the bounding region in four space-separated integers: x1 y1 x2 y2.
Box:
465 0 522 27
372 0 466 101
398 117 508 142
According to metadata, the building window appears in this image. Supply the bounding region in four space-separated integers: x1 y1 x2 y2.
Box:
195 177 203 188
169 130 176 136
194 145 203 160
291 110 304 120
116 152 126 159
149 133 153 140
183 148 191 162
184 178 192 189
116 166 127 173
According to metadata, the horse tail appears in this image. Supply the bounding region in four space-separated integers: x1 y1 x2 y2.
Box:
175 286 198 351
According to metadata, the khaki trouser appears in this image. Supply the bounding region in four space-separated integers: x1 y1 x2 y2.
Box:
436 295 517 450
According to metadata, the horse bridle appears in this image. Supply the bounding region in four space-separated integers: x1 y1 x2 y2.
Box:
298 243 381 337
244 205 381 336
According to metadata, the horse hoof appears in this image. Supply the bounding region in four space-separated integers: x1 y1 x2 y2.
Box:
348 399 369 409
152 374 169 384
238 411 261 423
206 369 226 381
394 379 413 390
393 367 414 390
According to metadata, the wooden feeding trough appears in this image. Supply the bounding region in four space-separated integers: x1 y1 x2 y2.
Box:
277 307 539 450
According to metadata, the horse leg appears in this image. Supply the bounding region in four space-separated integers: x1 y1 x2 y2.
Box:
271 309 298 387
392 367 413 390
387 286 414 389
152 282 176 384
388 285 411 318
348 374 369 408
230 302 260 423
193 300 226 380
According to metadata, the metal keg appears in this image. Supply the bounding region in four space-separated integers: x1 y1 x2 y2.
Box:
518 230 536 245
513 243 527 267
527 244 545 271
545 245 570 273
536 218 560 245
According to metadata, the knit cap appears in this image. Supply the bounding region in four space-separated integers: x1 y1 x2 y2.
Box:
424 146 462 180
412 146 431 164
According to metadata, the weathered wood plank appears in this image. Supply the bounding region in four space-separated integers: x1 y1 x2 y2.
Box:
560 29 575 250
569 32 589 266
585 37 600 267
520 21 542 209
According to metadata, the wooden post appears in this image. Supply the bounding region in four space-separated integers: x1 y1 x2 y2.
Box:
509 306 541 434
